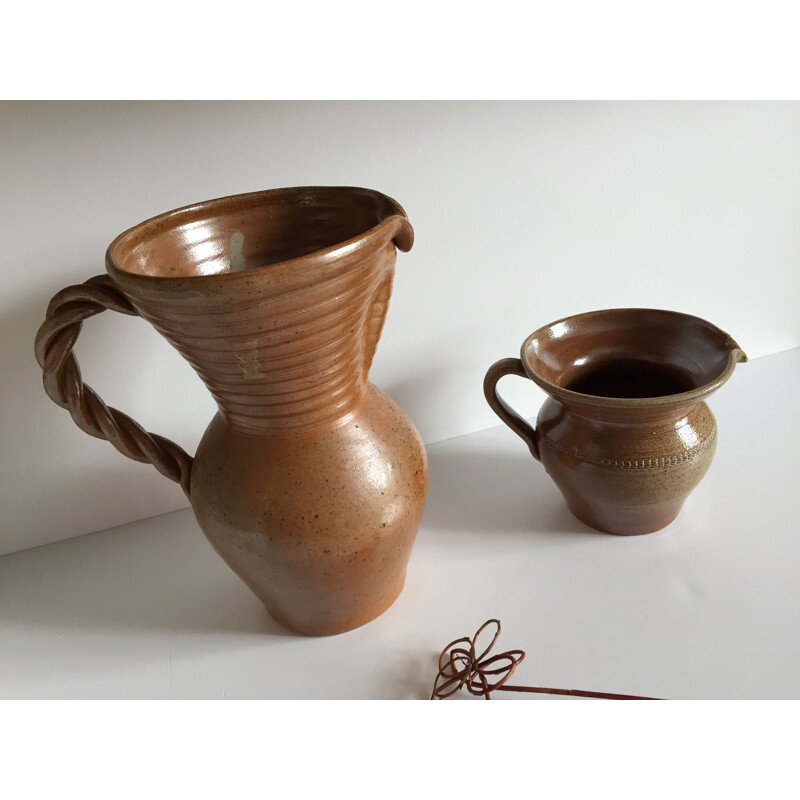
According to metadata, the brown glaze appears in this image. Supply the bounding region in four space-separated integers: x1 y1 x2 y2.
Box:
34 275 194 495
484 309 747 535
35 187 428 635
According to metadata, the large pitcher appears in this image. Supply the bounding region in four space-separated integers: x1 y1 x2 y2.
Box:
35 187 429 635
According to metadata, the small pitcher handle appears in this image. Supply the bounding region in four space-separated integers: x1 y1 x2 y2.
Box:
34 274 193 497
483 358 540 461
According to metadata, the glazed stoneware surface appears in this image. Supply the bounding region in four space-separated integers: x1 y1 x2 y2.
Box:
35 187 428 635
484 309 746 535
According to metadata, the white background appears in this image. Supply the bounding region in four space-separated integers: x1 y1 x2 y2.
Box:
2 3 800 794
2 100 799 555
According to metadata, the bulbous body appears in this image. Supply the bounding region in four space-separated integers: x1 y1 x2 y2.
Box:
536 396 717 535
485 309 746 536
191 385 427 635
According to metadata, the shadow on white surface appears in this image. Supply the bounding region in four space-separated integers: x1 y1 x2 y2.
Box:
372 649 434 701
424 434 603 537
0 510 296 640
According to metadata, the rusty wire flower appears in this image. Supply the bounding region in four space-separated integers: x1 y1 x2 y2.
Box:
431 619 662 700
431 619 525 699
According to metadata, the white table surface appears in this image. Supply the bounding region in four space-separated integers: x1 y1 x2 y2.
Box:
2 347 799 699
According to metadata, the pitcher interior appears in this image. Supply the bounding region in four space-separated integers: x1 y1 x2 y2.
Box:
108 187 402 278
523 309 736 400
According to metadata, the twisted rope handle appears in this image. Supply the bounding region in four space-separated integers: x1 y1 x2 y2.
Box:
34 274 193 497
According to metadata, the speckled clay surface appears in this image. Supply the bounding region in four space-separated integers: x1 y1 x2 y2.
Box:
38 187 428 635
484 309 746 535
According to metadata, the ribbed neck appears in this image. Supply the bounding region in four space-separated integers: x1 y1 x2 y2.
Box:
105 187 413 436
121 243 396 435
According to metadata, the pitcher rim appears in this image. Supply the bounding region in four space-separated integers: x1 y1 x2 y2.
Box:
520 307 748 409
105 186 413 285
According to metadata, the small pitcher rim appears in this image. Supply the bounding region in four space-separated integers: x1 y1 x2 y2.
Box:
520 307 747 409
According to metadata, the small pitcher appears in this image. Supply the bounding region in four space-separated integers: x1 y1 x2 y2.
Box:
484 309 747 535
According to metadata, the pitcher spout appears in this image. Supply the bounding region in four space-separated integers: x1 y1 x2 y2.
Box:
385 214 414 252
723 334 748 364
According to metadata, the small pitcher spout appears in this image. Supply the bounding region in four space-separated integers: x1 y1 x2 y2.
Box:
724 335 748 364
